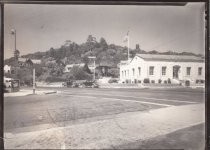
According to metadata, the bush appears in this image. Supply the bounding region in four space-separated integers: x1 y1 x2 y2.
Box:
46 76 66 82
108 78 118 83
108 68 119 78
138 80 141 83
158 79 162 84
143 78 150 83
69 66 92 80
164 80 167 84
151 80 155 83
167 78 171 84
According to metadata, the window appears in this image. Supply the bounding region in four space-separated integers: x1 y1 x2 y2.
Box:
149 66 154 75
162 67 166 75
198 67 202 75
186 67 191 75
138 67 141 76
132 68 135 76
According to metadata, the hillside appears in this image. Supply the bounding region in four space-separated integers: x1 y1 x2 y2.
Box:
4 35 204 83
5 35 203 67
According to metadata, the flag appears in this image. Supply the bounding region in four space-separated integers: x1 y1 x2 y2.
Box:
123 31 129 43
123 36 128 43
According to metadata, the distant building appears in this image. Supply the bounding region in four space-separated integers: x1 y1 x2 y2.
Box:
4 65 11 73
64 63 86 73
18 58 41 67
119 54 205 86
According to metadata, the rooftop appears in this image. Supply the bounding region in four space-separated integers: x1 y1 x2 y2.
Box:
18 58 41 64
135 54 204 62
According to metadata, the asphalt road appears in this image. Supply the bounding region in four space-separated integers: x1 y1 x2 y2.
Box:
4 87 205 133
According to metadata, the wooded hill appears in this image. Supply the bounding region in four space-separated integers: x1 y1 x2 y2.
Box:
4 35 204 83
5 35 203 67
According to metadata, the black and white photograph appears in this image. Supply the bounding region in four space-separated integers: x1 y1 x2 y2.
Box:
3 2 206 149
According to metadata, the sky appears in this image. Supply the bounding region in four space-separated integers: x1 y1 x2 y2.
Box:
4 3 205 59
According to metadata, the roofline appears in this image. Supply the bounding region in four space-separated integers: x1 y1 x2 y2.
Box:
134 54 204 63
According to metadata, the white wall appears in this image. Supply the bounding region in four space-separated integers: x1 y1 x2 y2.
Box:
4 65 11 73
120 56 205 84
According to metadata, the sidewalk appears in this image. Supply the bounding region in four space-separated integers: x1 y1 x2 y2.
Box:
4 103 204 149
4 89 57 97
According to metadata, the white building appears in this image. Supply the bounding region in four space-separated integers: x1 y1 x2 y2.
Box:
4 65 11 73
64 63 85 73
18 58 41 65
119 54 205 86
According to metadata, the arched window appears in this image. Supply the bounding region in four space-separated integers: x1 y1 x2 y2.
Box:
132 68 135 76
138 67 141 76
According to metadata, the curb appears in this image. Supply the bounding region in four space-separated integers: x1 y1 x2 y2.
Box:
44 91 57 94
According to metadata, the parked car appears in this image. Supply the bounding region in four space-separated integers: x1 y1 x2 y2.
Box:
4 77 12 88
72 82 80 88
82 81 99 88
66 80 73 88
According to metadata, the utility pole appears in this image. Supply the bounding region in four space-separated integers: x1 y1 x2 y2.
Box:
33 68 36 94
123 30 130 60
11 29 16 54
88 56 96 81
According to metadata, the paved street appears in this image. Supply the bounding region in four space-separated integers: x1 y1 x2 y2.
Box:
4 87 205 149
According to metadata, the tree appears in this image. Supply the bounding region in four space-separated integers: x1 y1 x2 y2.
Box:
86 35 97 52
86 35 96 43
99 37 108 51
49 47 56 58
83 63 92 74
69 66 91 80
14 49 20 60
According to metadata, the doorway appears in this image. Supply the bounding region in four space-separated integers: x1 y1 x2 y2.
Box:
173 65 180 79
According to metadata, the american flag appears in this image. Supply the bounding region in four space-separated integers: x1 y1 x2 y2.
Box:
123 31 129 43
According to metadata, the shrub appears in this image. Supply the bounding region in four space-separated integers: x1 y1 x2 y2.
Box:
143 78 150 83
158 79 162 84
108 78 118 83
151 80 155 83
138 80 141 83
164 80 167 84
167 78 171 84
185 80 190 86
126 79 129 83
46 76 66 82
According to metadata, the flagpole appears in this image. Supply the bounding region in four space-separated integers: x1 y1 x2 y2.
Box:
127 35 129 60
15 29 16 52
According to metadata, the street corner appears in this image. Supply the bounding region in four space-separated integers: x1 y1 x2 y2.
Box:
4 90 34 97
4 89 58 97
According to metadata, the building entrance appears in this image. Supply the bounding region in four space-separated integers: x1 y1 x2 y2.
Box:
173 65 180 79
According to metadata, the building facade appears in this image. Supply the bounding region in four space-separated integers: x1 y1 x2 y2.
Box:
4 65 11 73
119 54 205 86
18 58 41 67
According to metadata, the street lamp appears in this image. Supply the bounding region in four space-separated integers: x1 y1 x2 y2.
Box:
11 29 16 53
88 56 96 81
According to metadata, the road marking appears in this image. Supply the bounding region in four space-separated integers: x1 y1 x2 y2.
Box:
101 97 173 107
62 91 197 104
66 94 173 107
